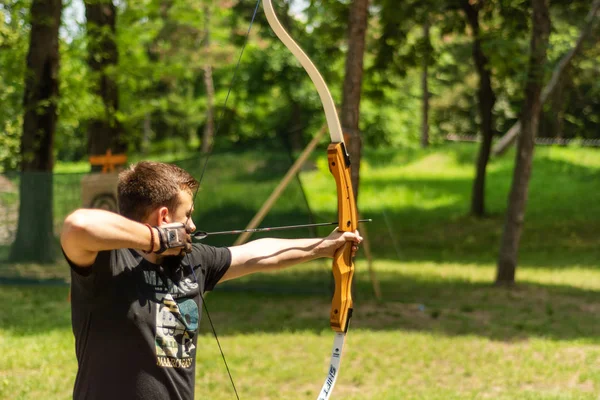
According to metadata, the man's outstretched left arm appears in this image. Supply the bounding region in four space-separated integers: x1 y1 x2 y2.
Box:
219 230 361 283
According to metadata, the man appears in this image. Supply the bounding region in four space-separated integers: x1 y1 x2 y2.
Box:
61 161 361 400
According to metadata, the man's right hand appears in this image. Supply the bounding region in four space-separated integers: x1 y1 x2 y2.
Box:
154 223 193 255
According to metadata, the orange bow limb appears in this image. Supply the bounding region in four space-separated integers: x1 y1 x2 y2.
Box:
327 142 358 333
330 243 354 332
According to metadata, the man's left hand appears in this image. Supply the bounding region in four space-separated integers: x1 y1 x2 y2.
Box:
320 229 363 258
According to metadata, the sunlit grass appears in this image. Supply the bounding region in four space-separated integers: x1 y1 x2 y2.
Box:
1 258 599 399
1 143 599 398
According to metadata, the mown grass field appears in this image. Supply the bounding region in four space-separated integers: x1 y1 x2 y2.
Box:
1 143 599 399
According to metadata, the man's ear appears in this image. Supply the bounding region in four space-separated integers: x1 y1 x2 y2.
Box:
157 206 170 224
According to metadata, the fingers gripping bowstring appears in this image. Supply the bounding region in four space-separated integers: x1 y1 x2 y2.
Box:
185 1 262 399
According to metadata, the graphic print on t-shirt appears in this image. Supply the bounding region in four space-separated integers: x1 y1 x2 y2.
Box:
154 277 200 368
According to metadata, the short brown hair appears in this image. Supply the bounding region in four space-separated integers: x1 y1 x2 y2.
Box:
117 161 198 221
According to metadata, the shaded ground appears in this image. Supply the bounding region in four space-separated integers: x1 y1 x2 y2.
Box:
1 262 598 346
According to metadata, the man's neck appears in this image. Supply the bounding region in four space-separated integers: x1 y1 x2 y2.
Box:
137 250 164 265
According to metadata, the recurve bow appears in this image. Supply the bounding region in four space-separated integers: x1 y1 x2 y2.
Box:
262 2 359 398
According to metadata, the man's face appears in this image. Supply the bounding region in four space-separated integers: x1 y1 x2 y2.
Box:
159 190 195 266
169 190 196 233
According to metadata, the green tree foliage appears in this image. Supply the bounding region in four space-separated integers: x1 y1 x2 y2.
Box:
1 0 599 170
56 31 96 161
0 0 96 168
369 0 598 146
117 0 211 151
0 1 29 171
538 3 600 139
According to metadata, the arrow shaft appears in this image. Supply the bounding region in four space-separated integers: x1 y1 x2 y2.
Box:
193 219 371 240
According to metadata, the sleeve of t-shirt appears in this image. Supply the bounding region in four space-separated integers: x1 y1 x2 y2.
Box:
190 243 231 293
62 247 115 297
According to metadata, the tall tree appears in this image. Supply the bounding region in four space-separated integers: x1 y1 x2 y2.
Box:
342 0 370 198
85 0 125 162
460 0 497 217
496 0 551 285
10 0 62 262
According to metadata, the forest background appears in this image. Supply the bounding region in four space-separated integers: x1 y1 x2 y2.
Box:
2 0 598 167
2 0 599 274
0 0 600 398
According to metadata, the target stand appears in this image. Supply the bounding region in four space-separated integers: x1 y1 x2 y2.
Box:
81 149 127 213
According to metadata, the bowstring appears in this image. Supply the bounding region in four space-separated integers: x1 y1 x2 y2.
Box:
185 1 262 399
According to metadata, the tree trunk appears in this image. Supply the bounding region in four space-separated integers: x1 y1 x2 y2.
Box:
341 0 370 201
421 20 430 149
496 0 551 285
201 2 215 154
85 0 124 167
492 0 600 156
461 0 497 218
9 0 62 263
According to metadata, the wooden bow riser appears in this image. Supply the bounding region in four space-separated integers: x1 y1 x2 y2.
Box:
327 142 358 333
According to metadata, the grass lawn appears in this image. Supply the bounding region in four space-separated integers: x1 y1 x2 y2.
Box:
1 143 599 399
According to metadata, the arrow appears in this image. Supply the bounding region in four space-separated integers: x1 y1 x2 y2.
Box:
193 219 372 240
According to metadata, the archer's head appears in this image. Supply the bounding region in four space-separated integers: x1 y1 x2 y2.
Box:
117 161 198 230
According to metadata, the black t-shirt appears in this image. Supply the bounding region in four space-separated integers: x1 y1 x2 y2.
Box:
66 244 231 400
